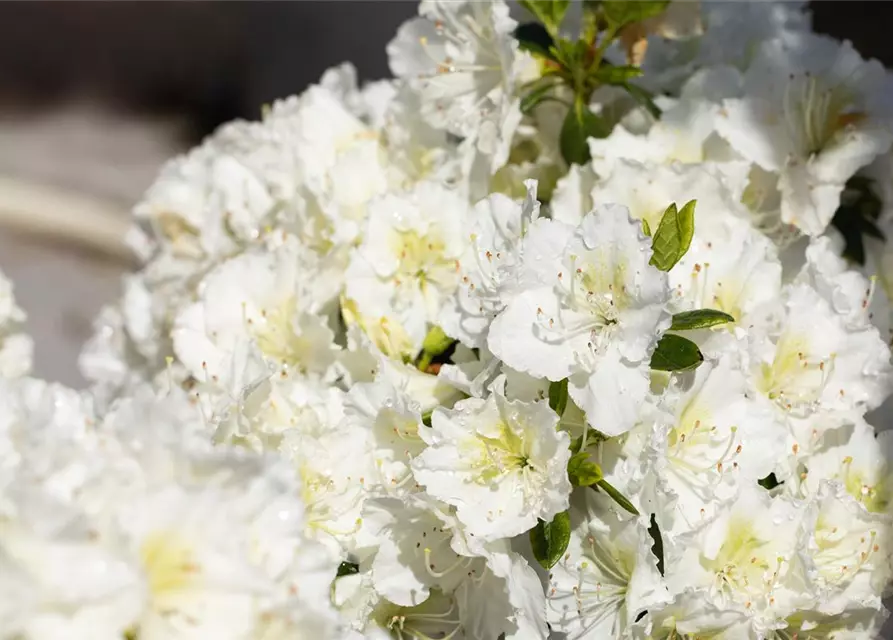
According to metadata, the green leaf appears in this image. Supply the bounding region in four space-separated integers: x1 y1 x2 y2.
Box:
649 200 696 272
595 478 639 515
647 514 665 576
417 325 456 371
529 511 572 570
568 451 603 486
521 82 561 115
549 378 569 417
422 326 454 357
758 473 782 491
831 175 885 266
641 217 651 237
519 0 571 35
670 309 735 331
513 22 557 59
650 334 704 372
560 101 610 166
602 0 669 28
422 410 433 428
592 63 643 85
622 82 662 119
336 561 359 578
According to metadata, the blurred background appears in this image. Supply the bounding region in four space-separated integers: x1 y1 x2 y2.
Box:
0 1 892 387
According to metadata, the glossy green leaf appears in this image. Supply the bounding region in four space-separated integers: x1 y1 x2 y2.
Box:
758 473 782 491
560 101 610 165
641 217 651 237
336 561 359 578
568 452 603 486
549 378 569 417
595 478 639 515
521 81 561 114
670 309 735 331
513 22 557 59
422 326 454 357
519 0 571 35
602 0 670 28
592 63 643 85
417 325 456 371
623 82 662 119
649 199 696 272
648 514 665 576
529 511 572 570
650 334 704 372
831 175 885 266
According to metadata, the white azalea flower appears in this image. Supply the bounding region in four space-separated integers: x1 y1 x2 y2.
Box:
387 0 526 146
716 32 893 236
411 384 571 540
800 481 892 615
172 241 339 394
0 488 141 640
345 180 471 355
632 1 810 94
344 378 426 493
665 486 815 632
547 491 669 639
747 283 892 426
360 495 483 608
2 382 347 640
630 588 753 639
280 423 373 555
797 236 877 330
588 160 748 235
440 180 540 348
801 420 892 516
647 354 785 538
588 80 737 177
670 213 782 329
488 204 671 435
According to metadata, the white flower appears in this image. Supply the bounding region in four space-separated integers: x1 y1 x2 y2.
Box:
280 423 373 555
345 180 471 355
801 419 891 515
411 384 571 540
587 160 748 236
172 241 339 394
440 180 540 348
630 588 754 639
666 486 815 629
800 481 892 615
796 236 877 330
1 381 347 640
547 491 669 639
588 78 737 176
647 354 785 538
360 495 480 607
670 212 782 328
344 378 426 493
0 489 141 640
747 283 892 425
716 32 893 236
488 205 671 435
387 0 524 142
632 1 810 94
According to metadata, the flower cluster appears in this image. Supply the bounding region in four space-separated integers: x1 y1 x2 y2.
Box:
5 1 893 638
